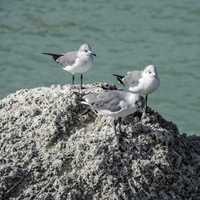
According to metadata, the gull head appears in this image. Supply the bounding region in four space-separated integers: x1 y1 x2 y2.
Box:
78 43 96 58
143 65 158 79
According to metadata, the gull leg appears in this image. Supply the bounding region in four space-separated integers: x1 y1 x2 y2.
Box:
145 95 148 113
142 95 148 119
118 117 122 133
80 74 83 89
113 119 117 135
113 119 119 145
118 117 123 146
72 75 75 85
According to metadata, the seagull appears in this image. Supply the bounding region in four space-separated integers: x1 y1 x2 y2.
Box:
112 65 160 114
42 43 96 88
82 90 144 136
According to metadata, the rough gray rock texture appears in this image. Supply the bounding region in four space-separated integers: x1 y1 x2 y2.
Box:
0 84 199 200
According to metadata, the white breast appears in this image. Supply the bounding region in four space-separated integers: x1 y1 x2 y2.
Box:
139 76 160 95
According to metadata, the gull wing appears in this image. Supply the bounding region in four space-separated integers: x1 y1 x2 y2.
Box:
83 91 125 112
123 71 142 87
56 51 78 66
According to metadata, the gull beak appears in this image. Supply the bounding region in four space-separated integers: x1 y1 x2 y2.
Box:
91 53 96 57
88 50 96 57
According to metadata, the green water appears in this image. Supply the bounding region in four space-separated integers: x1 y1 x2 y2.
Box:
0 0 200 134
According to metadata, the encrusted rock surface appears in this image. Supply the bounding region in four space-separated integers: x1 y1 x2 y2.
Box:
0 84 199 200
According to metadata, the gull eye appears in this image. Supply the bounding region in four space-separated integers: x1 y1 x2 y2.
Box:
84 49 88 52
149 71 152 74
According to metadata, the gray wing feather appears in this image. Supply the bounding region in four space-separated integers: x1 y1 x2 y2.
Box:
123 71 142 87
56 51 77 66
83 91 124 112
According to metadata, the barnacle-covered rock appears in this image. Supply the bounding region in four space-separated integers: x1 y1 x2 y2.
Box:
0 84 199 200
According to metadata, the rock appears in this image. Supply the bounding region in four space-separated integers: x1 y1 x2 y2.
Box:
0 83 199 200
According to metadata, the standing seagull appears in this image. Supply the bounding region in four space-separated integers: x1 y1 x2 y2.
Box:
113 65 160 114
82 90 144 136
42 43 96 88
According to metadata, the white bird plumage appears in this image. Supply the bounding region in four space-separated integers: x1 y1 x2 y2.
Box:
113 65 160 114
42 43 96 88
82 89 144 135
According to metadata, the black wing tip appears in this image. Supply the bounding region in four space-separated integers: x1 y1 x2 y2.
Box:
41 52 51 55
112 74 125 86
41 52 55 56
112 73 121 77
41 53 63 61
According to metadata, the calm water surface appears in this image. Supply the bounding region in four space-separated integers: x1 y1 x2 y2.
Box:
0 0 200 134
